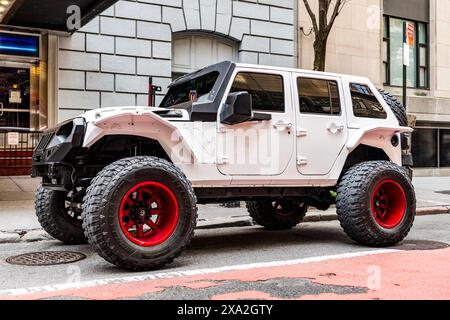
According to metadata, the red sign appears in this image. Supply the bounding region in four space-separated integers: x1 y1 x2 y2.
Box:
407 23 415 47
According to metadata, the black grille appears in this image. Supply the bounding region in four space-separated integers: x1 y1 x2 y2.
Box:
35 132 55 152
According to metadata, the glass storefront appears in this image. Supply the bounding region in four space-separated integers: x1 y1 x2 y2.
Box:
0 65 34 129
439 129 450 167
412 127 450 168
0 32 41 131
0 31 44 175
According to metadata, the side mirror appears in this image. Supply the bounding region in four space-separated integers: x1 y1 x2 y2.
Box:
220 92 252 125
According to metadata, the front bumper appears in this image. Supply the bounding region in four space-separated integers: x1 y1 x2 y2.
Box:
32 118 86 190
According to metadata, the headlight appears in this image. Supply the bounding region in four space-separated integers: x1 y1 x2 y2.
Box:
56 120 74 138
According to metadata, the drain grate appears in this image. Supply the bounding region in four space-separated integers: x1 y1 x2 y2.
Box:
396 240 449 251
6 251 86 266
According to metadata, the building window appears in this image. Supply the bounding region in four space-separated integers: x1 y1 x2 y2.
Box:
297 78 341 116
412 128 450 168
383 16 429 89
350 83 387 119
230 73 285 113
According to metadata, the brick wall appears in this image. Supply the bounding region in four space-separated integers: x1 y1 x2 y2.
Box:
57 0 296 122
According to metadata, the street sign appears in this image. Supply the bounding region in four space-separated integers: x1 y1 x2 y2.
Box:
7 132 19 146
403 43 410 67
9 90 22 104
407 23 415 47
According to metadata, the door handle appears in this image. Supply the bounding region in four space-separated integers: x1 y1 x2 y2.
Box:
273 121 293 130
0 102 3 116
327 123 344 134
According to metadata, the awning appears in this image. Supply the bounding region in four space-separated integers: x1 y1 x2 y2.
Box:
0 0 118 33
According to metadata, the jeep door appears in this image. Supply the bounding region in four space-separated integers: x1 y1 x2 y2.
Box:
294 74 348 175
217 68 295 176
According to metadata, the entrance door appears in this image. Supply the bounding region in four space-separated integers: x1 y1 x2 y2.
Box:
0 65 31 129
0 64 36 175
217 69 295 176
172 33 238 80
294 74 348 175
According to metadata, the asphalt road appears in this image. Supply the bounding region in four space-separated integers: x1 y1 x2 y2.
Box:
0 215 449 300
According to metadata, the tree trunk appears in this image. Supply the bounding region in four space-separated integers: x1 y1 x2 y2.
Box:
313 37 327 71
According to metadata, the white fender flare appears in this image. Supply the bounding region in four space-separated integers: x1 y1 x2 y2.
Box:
81 107 197 164
346 126 414 166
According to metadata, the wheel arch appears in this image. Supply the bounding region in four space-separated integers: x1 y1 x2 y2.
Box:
345 126 413 167
81 108 198 165
83 134 172 166
343 144 390 171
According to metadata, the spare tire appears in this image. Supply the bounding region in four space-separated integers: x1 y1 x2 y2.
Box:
378 89 408 127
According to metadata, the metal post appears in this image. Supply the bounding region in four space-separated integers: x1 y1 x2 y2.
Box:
148 77 153 107
403 21 407 110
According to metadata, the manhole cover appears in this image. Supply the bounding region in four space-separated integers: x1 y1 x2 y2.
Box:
396 240 449 251
435 190 450 195
6 251 86 266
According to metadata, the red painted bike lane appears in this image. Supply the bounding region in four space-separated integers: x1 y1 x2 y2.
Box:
2 248 449 300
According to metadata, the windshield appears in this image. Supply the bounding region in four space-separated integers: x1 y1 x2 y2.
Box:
160 71 220 109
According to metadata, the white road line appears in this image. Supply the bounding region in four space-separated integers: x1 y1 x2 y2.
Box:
0 249 398 296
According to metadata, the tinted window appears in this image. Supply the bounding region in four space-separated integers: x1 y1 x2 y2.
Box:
350 83 387 119
230 72 284 112
160 71 219 108
298 78 341 115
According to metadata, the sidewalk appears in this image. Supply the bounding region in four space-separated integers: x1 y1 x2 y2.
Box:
0 176 449 243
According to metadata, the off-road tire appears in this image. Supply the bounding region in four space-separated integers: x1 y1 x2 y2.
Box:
336 161 416 247
246 200 308 230
378 89 408 127
35 185 87 245
82 156 198 271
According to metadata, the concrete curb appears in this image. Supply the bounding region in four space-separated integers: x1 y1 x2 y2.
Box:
0 206 448 245
196 216 254 230
416 206 450 216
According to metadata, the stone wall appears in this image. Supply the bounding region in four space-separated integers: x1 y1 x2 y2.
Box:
57 0 296 122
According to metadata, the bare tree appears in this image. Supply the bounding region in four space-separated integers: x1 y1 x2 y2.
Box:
302 0 350 71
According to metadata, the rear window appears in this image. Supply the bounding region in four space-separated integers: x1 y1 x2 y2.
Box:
160 71 219 108
350 83 387 119
298 77 341 116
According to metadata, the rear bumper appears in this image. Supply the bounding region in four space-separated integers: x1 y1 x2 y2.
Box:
402 153 413 167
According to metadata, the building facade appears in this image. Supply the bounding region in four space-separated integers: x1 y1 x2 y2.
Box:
56 0 297 122
299 0 450 176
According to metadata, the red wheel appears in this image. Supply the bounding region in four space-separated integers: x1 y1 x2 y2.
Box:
371 179 406 229
119 181 179 247
337 161 415 247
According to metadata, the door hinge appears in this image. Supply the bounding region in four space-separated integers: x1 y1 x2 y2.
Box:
217 156 230 165
297 157 308 166
296 129 308 137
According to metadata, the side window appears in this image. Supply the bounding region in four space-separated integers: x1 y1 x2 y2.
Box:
298 78 341 115
350 83 387 119
230 72 285 112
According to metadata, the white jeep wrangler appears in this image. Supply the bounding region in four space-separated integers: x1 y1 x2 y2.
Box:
32 61 415 271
